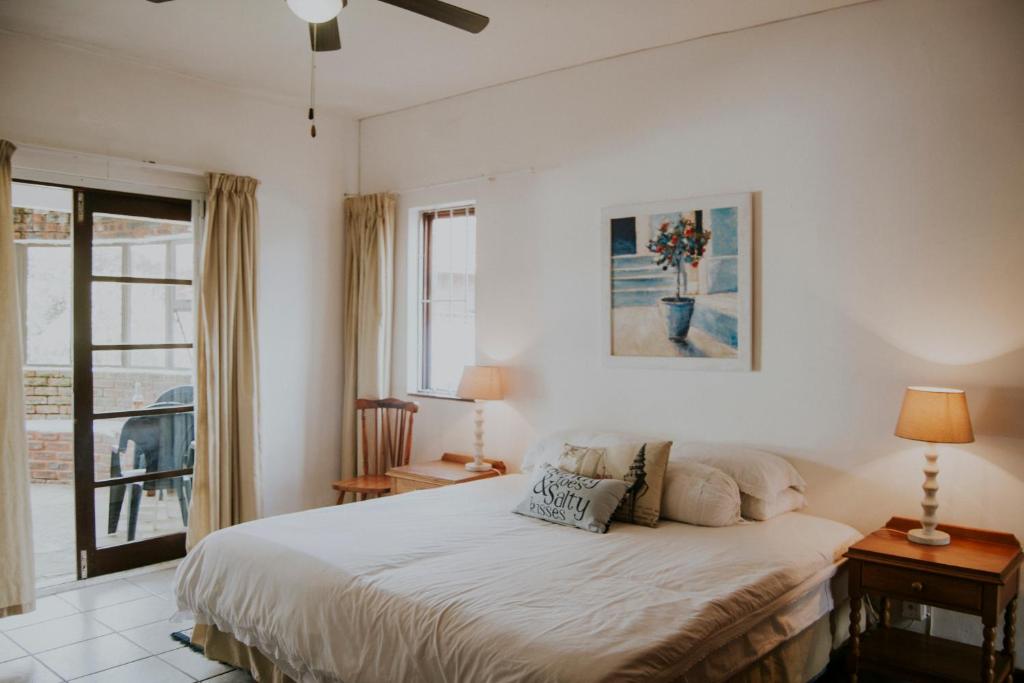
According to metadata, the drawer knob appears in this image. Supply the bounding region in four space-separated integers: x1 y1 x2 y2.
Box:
911 581 923 592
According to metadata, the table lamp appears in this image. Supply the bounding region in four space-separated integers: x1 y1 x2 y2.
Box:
457 365 504 472
894 386 974 546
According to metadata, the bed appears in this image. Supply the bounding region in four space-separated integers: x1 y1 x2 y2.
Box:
174 474 862 683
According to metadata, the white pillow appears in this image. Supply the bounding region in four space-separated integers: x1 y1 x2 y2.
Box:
741 489 806 521
660 460 741 527
673 442 807 502
521 430 646 472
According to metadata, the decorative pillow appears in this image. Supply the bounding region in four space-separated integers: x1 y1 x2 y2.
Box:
660 460 742 527
513 464 629 533
741 489 806 521
674 442 806 502
521 430 645 472
557 441 671 527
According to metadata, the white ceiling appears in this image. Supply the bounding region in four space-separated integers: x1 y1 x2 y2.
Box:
0 0 864 119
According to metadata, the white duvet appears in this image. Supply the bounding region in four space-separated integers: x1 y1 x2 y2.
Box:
175 474 861 683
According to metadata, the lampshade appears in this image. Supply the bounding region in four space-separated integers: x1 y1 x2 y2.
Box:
895 386 974 444
287 0 342 23
457 366 504 401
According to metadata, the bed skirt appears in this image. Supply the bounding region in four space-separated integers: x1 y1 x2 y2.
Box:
192 603 849 683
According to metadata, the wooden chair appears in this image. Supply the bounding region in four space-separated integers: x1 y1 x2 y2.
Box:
332 398 418 504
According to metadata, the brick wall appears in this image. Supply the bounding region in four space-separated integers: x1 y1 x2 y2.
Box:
26 429 72 483
24 370 72 418
13 207 190 241
13 208 69 240
13 208 190 242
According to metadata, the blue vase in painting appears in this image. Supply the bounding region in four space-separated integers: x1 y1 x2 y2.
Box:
660 297 695 342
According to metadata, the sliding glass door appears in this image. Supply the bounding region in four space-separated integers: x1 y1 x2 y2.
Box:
73 187 198 578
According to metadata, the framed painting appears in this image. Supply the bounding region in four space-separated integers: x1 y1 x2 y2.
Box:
602 192 752 371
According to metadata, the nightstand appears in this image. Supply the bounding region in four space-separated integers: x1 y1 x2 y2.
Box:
386 453 507 494
844 516 1022 683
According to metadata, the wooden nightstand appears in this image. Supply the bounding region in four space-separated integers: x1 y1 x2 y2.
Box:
844 517 1022 683
386 453 507 494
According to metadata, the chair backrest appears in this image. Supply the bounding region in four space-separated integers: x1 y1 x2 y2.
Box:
356 398 418 477
156 385 193 405
118 405 195 490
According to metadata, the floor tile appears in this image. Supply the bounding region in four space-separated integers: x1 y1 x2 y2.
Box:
5 612 112 654
55 580 150 612
205 670 254 682
120 621 187 655
0 656 62 682
126 569 179 598
160 647 232 680
0 633 28 664
34 633 148 680
88 595 175 631
0 596 79 632
74 655 194 683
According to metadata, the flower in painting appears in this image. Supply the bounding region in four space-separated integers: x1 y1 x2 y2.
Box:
647 214 711 298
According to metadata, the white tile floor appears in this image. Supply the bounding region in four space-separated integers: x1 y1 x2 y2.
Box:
0 567 251 682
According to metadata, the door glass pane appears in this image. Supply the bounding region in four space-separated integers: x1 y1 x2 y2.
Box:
92 214 193 279
91 282 194 346
95 412 194 481
92 353 193 413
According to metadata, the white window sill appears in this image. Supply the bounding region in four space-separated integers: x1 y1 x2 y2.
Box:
407 391 473 403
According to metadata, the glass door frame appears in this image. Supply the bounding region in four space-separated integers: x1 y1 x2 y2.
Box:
72 186 199 579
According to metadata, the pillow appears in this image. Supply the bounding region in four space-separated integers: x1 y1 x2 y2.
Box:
513 464 629 533
741 489 806 521
521 430 645 472
674 442 806 502
660 460 742 527
557 441 671 527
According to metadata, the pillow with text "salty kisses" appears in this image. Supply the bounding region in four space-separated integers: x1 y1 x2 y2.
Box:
513 464 629 533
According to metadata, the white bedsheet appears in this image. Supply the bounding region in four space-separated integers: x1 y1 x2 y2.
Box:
175 474 861 683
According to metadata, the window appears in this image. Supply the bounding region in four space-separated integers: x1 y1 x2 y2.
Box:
414 205 476 397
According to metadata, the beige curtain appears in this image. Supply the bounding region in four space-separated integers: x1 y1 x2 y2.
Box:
341 193 396 482
187 173 262 549
0 140 35 617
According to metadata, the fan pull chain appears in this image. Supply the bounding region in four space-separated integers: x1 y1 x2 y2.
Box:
309 27 317 138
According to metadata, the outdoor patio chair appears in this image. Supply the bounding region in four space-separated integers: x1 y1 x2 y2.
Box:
107 403 195 542
156 385 193 405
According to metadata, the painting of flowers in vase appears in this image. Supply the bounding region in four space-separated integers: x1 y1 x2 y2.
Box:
602 193 752 371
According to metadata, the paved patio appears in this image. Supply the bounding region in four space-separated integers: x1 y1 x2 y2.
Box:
31 484 188 588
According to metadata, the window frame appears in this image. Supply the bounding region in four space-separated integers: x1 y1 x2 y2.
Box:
410 203 477 400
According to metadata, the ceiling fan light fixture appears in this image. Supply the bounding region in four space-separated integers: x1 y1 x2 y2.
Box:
287 0 342 23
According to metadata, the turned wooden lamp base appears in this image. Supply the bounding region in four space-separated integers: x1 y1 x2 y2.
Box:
907 445 951 546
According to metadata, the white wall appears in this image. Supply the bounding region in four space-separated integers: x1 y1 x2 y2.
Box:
0 32 359 514
361 0 1024 653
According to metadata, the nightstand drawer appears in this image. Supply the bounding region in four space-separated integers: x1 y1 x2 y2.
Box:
861 563 982 612
392 477 438 494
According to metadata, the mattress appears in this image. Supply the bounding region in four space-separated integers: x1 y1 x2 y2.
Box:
174 474 861 683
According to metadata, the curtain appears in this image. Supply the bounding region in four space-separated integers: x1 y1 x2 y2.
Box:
186 173 262 550
0 140 35 617
341 193 396 483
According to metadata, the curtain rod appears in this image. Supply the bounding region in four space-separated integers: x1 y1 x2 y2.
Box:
347 165 545 197
13 141 207 178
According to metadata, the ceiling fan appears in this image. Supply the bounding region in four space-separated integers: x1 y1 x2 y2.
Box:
145 0 490 53
146 0 489 136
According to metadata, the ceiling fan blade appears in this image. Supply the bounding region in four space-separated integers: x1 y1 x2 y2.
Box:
309 17 341 52
146 0 176 3
378 0 489 33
